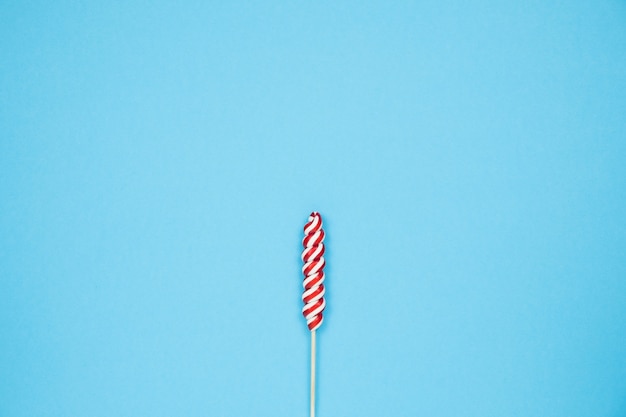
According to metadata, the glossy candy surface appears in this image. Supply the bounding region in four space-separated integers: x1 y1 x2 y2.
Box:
301 212 326 331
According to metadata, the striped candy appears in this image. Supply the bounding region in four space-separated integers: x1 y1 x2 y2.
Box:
302 212 326 331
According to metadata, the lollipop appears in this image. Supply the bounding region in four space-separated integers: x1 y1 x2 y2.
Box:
302 212 326 331
301 212 326 417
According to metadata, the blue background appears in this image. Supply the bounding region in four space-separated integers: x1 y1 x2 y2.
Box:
2 2 626 416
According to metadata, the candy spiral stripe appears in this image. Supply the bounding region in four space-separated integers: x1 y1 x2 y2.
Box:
302 212 326 331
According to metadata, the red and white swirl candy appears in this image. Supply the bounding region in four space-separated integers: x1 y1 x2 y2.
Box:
302 212 326 331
